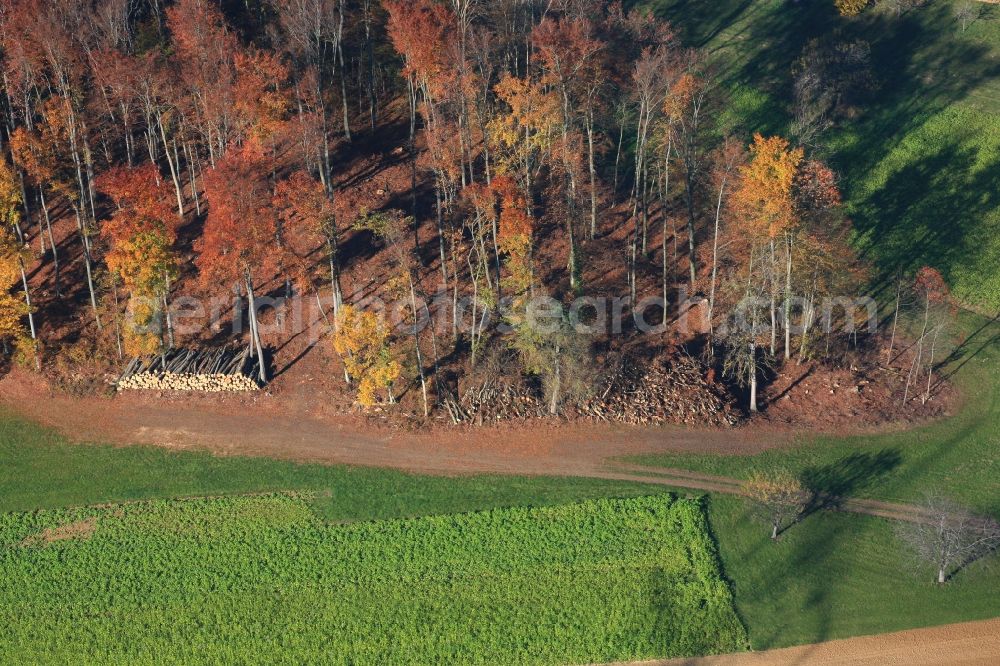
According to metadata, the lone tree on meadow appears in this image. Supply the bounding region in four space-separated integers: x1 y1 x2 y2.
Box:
897 494 1000 584
742 470 809 540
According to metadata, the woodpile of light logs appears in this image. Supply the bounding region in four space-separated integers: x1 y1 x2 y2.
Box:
580 354 737 427
117 346 263 392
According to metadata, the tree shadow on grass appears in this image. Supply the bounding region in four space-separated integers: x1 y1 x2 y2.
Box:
800 449 903 513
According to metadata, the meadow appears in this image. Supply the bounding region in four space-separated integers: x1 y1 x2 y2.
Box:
3 408 1000 655
0 409 660 520
0 493 747 664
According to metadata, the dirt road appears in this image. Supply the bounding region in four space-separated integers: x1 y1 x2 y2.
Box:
629 617 1000 665
2 371 940 524
8 373 999 662
2 369 790 477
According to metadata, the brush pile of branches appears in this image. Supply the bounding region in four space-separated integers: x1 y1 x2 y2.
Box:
443 378 546 424
117 346 262 392
580 354 737 427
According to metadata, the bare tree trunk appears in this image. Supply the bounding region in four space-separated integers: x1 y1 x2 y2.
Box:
183 141 201 216
769 239 777 354
74 206 101 329
435 183 448 288
586 110 597 239
888 275 902 364
39 190 60 296
112 280 124 360
708 159 728 351
245 273 267 383
613 107 626 206
784 233 793 360
685 166 697 289
157 114 185 218
799 281 816 362
924 327 941 404
337 41 352 142
17 259 39 370
549 341 561 415
408 275 429 417
408 79 420 254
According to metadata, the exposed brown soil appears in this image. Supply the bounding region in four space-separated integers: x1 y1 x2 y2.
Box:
0 354 951 490
630 617 1000 665
758 351 958 429
4 364 789 478
21 517 97 547
18 109 955 439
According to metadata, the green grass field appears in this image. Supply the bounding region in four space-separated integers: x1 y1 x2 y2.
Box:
647 0 1000 309
3 411 1000 656
0 410 661 520
706 494 1000 649
0 493 747 664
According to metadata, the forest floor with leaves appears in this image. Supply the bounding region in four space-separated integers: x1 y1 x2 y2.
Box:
18 100 958 437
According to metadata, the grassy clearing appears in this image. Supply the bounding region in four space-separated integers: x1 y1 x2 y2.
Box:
627 311 1000 513
646 0 1000 308
0 410 661 520
704 493 1000 650
0 493 746 664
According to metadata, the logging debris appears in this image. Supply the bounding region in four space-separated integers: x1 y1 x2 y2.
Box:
445 354 736 427
580 354 737 427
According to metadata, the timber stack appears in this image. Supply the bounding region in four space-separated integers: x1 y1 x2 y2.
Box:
117 346 263 392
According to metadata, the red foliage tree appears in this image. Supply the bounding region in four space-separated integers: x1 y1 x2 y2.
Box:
197 145 277 381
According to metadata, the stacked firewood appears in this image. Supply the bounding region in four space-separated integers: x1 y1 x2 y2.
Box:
117 346 262 392
580 355 737 427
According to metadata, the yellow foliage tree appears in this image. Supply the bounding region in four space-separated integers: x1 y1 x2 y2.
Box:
0 157 38 367
99 165 178 358
835 0 869 17
731 134 804 240
487 74 559 178
0 228 32 357
332 305 401 408
742 470 809 540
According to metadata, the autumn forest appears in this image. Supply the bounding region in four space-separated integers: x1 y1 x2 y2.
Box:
0 0 948 422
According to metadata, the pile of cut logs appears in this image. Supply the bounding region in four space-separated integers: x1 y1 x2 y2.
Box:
580 355 737 427
444 378 546 424
117 346 262 392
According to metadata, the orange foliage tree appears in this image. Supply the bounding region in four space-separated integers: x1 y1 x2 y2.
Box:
197 145 277 382
98 164 179 357
531 17 604 290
